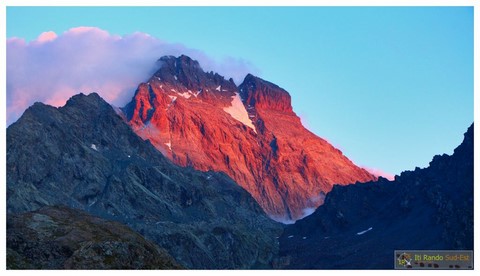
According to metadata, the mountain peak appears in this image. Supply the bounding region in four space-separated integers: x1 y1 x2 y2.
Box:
123 55 376 221
63 92 114 117
65 92 103 104
152 55 233 92
242 74 282 90
239 74 293 113
157 54 201 71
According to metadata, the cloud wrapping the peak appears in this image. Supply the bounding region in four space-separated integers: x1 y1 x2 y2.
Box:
7 26 257 125
363 167 395 181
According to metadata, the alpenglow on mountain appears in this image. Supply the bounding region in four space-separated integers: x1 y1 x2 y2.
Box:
123 55 377 221
6 53 473 270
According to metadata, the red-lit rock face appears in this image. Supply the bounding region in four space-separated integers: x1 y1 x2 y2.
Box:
123 55 376 221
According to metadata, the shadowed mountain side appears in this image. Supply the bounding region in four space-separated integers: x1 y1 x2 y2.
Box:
277 124 473 269
7 93 283 269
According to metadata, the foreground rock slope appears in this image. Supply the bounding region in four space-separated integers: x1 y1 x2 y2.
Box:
7 206 182 269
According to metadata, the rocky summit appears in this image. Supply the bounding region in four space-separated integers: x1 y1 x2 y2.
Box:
123 55 376 221
7 93 282 269
278 124 474 269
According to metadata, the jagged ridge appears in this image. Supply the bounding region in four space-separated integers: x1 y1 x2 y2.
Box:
278 124 474 268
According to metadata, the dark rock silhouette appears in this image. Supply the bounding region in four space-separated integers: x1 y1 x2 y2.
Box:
278 124 473 268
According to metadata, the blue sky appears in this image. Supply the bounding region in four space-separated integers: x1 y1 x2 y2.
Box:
6 6 473 176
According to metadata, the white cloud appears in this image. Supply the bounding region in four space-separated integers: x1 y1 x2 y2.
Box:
36 31 57 43
7 26 257 125
300 207 316 218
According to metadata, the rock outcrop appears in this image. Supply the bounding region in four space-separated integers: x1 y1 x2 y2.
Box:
7 206 182 269
123 55 376 221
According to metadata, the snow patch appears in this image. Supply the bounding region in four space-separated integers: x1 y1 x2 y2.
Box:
177 91 191 99
170 89 176 92
167 96 177 109
223 93 257 133
287 235 294 238
90 144 98 151
165 141 172 150
215 85 221 91
356 227 373 236
302 237 307 240
174 75 177 81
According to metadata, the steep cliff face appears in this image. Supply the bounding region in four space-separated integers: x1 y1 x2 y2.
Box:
238 74 376 221
7 93 282 269
240 74 293 113
278 124 474 268
123 55 376 221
